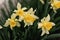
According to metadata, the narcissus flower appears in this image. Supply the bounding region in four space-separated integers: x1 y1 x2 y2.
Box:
38 14 55 36
23 8 39 27
50 0 60 12
4 15 20 29
14 2 27 21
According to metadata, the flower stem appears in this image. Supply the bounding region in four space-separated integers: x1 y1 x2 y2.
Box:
43 0 49 17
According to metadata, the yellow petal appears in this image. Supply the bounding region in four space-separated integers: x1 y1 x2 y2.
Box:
0 25 3 29
31 9 36 14
19 17 24 21
31 14 39 19
14 10 17 12
45 29 49 34
52 22 55 26
27 8 33 14
4 19 10 27
17 2 21 9
40 0 44 4
41 27 49 36
16 22 20 27
45 14 50 21
41 27 46 36
11 13 17 19
24 22 27 27
22 7 27 10
38 23 42 29
41 17 45 22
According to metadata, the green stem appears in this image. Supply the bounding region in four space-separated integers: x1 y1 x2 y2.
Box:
46 34 60 39
41 34 60 40
13 29 16 40
44 0 49 17
51 12 56 20
23 27 30 40
41 35 48 40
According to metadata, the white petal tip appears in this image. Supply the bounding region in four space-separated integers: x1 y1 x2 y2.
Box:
40 0 44 4
0 26 3 29
17 2 21 9
22 7 27 10
52 23 55 26
38 23 42 29
41 33 44 36
41 31 45 36
46 32 49 34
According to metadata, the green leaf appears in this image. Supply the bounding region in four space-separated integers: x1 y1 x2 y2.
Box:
54 17 60 23
46 34 60 40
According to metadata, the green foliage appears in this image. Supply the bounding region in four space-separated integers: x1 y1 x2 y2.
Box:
0 0 60 40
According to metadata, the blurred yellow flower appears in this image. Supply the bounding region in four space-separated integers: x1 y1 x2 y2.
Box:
4 15 20 29
14 2 27 21
24 14 35 23
51 0 60 12
24 8 39 27
38 14 55 36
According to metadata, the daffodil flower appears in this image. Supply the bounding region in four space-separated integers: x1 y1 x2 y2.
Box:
23 8 39 27
4 15 20 29
50 0 60 12
38 14 55 36
14 2 27 21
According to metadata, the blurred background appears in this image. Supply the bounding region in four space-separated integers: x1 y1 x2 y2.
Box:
0 0 17 19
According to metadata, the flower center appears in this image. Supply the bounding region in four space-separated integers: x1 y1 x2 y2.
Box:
53 1 60 9
24 14 35 23
42 21 53 30
16 9 24 17
9 19 16 27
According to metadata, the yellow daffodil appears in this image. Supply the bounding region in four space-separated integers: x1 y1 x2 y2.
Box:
50 0 60 12
38 14 55 36
14 2 27 21
23 8 39 27
4 15 20 29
